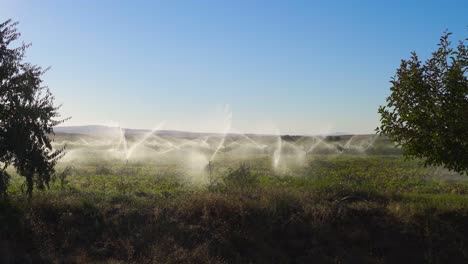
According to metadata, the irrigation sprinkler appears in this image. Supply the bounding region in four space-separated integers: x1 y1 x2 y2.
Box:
207 160 213 179
120 159 129 187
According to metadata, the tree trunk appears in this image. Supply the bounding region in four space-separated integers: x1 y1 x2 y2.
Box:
26 171 34 199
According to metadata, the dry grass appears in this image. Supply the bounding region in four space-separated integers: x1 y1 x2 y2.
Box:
1 187 468 263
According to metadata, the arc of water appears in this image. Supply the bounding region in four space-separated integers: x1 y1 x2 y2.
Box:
119 126 128 157
159 137 212 154
125 121 165 160
80 137 90 145
285 140 306 153
115 133 122 150
152 134 180 150
290 137 307 153
273 129 282 169
157 147 178 155
306 136 324 153
343 135 355 149
209 106 232 162
239 134 264 149
363 135 378 151
152 138 197 155
227 128 264 149
174 137 212 151
197 136 213 151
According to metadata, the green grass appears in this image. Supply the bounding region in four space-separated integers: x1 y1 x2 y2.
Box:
2 154 468 263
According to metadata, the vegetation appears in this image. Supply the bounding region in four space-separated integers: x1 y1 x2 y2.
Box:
378 32 468 175
0 20 65 198
2 153 468 263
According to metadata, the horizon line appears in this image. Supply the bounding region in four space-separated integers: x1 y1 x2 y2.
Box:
54 124 376 137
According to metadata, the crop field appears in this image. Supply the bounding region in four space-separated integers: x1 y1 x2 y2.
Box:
2 2 467 263
7 132 465 196
2 132 468 263
6 132 464 194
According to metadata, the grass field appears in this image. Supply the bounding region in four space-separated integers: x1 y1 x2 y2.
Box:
2 133 468 263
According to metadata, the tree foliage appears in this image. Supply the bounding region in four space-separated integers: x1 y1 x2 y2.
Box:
378 31 468 174
0 19 66 198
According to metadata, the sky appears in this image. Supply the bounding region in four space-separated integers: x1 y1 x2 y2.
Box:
1 0 467 135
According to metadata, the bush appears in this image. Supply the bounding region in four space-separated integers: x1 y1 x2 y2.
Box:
95 165 112 175
223 163 259 192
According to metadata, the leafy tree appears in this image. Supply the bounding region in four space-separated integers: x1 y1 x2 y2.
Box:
377 31 467 174
0 19 66 198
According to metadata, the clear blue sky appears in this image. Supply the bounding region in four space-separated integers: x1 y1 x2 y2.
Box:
2 0 467 134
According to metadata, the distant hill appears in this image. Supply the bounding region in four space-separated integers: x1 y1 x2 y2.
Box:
54 125 358 137
54 125 219 137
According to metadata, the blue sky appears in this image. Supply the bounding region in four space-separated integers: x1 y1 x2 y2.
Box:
2 0 467 134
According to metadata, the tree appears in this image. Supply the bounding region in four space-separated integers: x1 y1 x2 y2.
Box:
0 19 66 198
377 31 467 175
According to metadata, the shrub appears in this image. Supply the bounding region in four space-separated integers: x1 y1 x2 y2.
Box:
223 163 259 191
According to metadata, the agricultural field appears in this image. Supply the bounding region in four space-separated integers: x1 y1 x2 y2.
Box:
2 131 468 263
6 132 465 197
2 2 467 263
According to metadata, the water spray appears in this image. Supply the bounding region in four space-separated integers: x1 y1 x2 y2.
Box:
207 160 213 180
125 121 165 160
209 105 232 162
273 130 282 169
58 111 385 176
